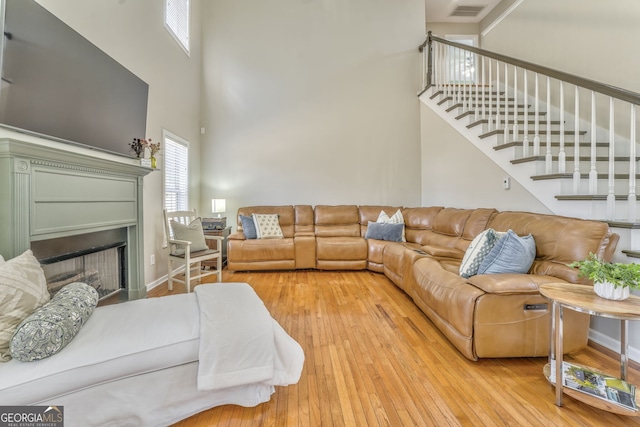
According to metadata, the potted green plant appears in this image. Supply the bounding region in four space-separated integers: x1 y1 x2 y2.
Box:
569 253 640 300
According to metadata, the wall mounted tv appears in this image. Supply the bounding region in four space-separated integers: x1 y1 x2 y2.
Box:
0 0 148 158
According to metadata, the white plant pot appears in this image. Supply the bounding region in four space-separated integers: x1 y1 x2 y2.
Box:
594 281 630 301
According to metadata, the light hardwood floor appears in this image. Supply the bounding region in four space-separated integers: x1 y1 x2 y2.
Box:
145 269 640 426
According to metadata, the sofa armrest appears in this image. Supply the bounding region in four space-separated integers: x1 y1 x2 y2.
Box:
228 231 246 240
419 245 465 260
466 274 571 295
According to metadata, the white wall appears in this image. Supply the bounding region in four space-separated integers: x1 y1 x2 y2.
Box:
420 105 551 212
481 0 640 93
199 0 425 219
35 0 203 287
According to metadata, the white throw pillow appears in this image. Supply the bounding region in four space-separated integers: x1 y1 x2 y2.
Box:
0 250 50 362
377 209 406 242
252 213 284 239
170 217 209 255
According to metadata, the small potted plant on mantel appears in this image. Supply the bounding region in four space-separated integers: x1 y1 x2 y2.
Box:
569 253 640 300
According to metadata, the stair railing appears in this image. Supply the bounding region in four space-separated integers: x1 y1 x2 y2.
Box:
419 31 640 221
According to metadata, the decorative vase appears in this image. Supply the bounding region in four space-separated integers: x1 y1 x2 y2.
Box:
151 156 157 169
594 281 630 300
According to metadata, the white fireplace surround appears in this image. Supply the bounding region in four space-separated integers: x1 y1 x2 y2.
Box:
0 128 152 299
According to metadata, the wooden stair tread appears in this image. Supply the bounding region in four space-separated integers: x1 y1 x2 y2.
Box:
512 156 639 164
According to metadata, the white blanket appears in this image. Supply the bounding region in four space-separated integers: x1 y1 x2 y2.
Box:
195 283 304 391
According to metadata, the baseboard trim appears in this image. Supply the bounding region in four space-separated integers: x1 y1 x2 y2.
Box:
588 328 640 366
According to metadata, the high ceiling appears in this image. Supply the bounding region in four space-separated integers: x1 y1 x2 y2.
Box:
425 0 502 23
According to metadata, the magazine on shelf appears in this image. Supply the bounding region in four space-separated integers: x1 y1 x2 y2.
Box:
549 360 638 411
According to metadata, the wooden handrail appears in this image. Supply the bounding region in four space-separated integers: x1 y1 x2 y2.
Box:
421 31 640 106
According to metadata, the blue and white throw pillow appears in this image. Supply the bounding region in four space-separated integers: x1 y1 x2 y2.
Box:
459 229 500 278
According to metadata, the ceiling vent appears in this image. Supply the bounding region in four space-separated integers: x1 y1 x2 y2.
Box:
449 5 486 17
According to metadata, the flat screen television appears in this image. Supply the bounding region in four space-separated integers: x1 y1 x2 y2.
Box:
0 0 148 158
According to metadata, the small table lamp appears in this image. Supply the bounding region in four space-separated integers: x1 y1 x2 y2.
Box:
211 199 226 218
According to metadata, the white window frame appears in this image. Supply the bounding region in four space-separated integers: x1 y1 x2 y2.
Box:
445 34 479 85
164 0 190 56
163 129 190 213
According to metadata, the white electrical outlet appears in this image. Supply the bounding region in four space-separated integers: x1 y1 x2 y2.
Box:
150 254 155 266
503 177 511 190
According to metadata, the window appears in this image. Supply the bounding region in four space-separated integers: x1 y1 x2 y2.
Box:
445 35 478 84
165 0 190 55
164 130 189 212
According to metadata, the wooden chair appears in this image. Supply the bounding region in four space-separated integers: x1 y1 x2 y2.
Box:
163 209 223 293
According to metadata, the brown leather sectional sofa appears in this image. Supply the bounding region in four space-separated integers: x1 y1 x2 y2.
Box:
227 205 619 361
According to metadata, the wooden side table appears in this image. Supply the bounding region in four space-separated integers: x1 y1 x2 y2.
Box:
540 283 640 415
202 226 231 268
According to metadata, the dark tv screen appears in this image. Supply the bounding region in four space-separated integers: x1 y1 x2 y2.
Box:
0 0 148 158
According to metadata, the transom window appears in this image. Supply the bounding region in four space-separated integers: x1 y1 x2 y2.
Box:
165 0 190 55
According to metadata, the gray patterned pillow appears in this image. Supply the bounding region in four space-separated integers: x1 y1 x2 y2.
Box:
10 282 99 362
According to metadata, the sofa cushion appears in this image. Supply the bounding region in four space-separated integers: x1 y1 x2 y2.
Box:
477 230 536 275
170 217 209 254
239 215 258 239
252 213 284 239
365 222 404 242
10 283 99 362
0 250 50 362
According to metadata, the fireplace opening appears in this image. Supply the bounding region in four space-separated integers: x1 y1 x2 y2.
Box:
31 228 128 301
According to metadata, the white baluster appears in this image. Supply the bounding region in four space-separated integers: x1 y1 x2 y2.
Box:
533 73 540 156
523 70 529 157
467 49 473 112
629 104 637 222
434 43 439 94
589 91 598 195
481 57 486 120
456 48 461 104
558 82 566 173
474 54 480 121
454 48 458 101
440 43 445 94
488 59 493 130
512 67 519 143
444 45 450 99
606 97 615 220
456 48 464 104
573 86 581 194
495 61 501 133
503 64 509 144
545 77 552 174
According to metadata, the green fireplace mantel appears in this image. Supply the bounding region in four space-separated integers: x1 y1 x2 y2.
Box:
0 131 152 300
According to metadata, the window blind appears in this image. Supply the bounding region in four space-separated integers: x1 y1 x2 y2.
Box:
164 132 189 212
165 0 190 54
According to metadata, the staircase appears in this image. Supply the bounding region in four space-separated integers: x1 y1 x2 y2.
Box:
418 33 640 261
